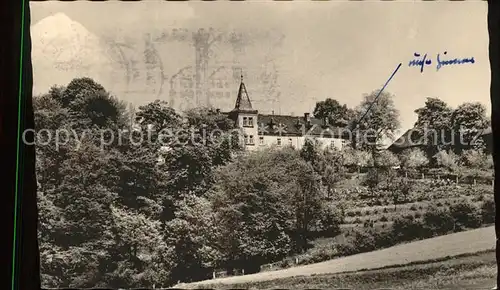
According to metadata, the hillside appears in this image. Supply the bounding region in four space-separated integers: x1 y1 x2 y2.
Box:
178 226 495 287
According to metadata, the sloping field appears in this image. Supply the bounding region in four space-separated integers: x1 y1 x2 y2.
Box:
179 226 495 287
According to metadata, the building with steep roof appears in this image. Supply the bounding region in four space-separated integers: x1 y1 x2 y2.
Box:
225 75 352 151
387 126 493 154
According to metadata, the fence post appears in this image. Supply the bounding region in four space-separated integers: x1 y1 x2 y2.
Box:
405 171 408 178
456 175 459 185
421 173 424 179
295 257 299 264
474 179 476 186
213 271 216 279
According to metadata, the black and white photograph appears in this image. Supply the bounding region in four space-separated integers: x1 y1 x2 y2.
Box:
29 1 496 289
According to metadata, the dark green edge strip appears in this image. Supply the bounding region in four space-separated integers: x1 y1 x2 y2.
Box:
12 0 27 289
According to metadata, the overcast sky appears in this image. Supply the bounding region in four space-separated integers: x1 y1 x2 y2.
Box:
30 1 489 133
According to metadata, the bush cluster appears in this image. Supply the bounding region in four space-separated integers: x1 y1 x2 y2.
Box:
336 198 491 257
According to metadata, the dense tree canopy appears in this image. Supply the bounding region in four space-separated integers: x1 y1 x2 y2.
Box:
35 78 491 288
313 98 354 127
353 90 400 150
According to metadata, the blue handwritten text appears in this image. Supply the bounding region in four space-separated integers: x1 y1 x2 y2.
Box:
408 51 475 73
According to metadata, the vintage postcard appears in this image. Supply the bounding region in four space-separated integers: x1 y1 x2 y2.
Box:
30 1 494 289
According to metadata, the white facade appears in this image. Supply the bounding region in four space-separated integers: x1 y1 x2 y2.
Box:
244 134 349 151
229 76 350 152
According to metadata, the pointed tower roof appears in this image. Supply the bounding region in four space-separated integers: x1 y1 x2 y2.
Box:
233 74 254 111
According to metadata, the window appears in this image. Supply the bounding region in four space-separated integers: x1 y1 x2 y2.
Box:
248 117 254 128
277 138 282 146
289 138 293 146
341 139 348 148
330 140 336 149
242 116 254 127
244 135 254 145
259 136 265 145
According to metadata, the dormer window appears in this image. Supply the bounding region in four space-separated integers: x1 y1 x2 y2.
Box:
295 119 302 129
268 117 276 131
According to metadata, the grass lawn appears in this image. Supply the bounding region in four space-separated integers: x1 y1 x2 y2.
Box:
177 227 495 288
188 250 496 289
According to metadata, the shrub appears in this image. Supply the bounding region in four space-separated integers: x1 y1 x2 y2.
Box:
461 149 487 169
379 215 388 222
403 214 415 221
363 220 374 228
422 205 455 237
354 218 362 224
375 150 401 168
278 258 292 269
305 243 338 264
434 150 458 170
409 204 417 211
449 199 482 231
382 208 388 213
399 148 429 170
335 240 358 256
481 197 495 224
391 215 425 242
340 227 393 254
312 203 344 237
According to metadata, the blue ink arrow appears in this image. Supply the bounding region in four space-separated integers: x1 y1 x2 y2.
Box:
352 63 402 129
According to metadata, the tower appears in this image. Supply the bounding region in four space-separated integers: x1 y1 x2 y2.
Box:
229 73 259 149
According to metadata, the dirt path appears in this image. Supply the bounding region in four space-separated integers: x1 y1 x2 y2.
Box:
178 226 495 287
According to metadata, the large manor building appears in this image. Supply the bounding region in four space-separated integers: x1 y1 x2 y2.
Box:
224 76 351 151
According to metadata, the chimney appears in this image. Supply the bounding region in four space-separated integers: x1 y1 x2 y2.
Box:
304 113 311 123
